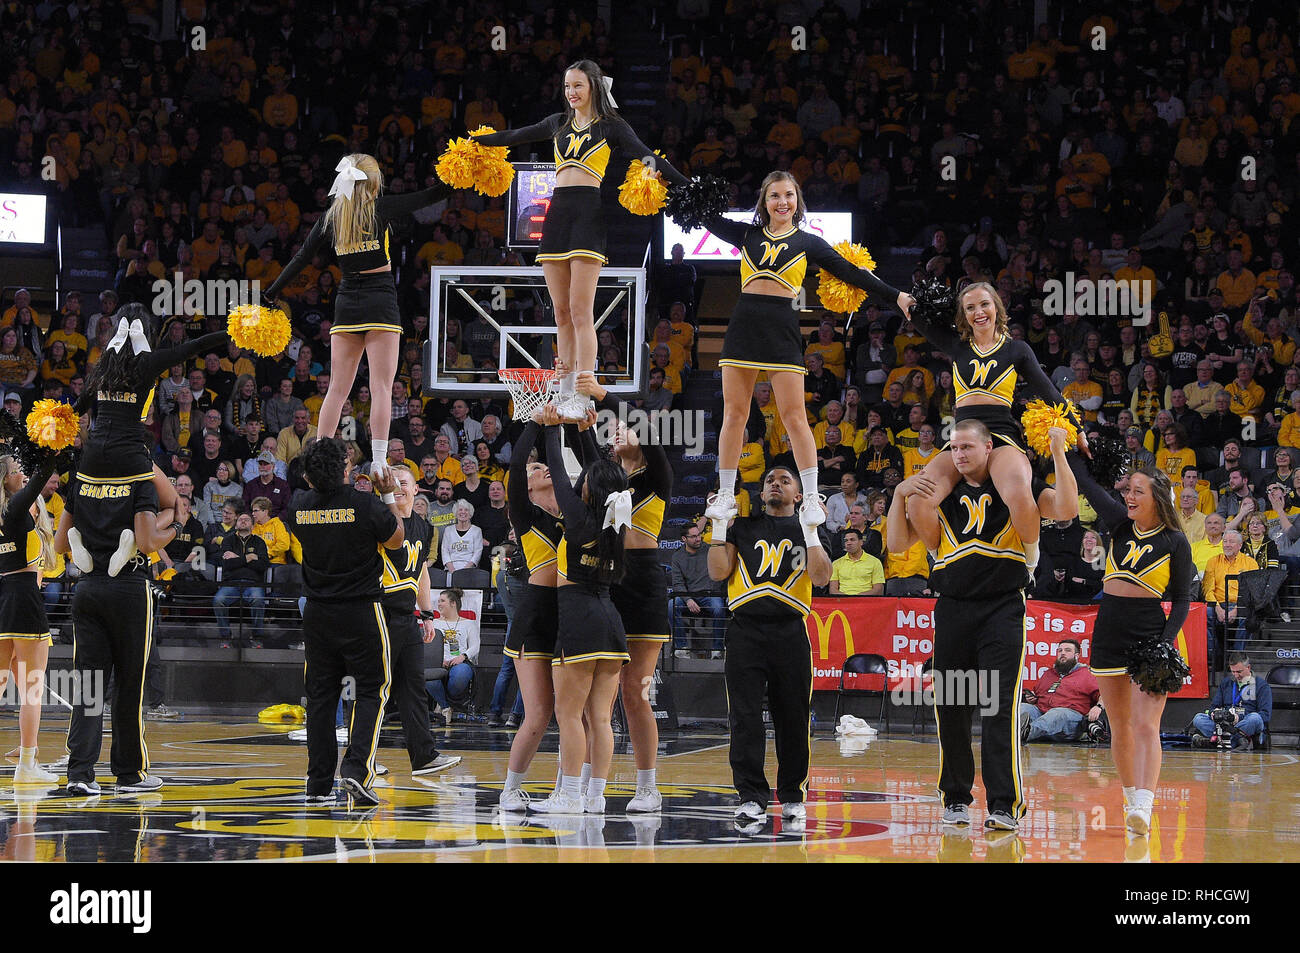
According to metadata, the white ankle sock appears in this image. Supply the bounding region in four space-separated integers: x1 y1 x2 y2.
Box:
1122 785 1136 806
558 372 575 397
798 467 819 502
718 469 737 494
554 766 563 791
1134 788 1154 811
1024 540 1040 571
18 746 36 766
636 768 656 788
505 769 526 792
561 775 582 798
586 777 607 801
371 439 388 467
579 762 592 789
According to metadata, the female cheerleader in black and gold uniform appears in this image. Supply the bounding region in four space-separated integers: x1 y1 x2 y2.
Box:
528 408 631 815
72 302 226 574
497 419 564 811
702 172 912 531
904 282 1087 573
474 60 686 419
579 371 671 813
0 452 58 783
1069 457 1194 836
263 156 447 473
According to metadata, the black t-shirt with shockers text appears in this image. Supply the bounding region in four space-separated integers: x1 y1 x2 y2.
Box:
289 485 398 602
64 475 159 579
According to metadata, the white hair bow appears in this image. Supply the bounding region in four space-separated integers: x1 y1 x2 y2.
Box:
328 156 369 199
106 317 151 355
603 489 633 531
602 75 618 108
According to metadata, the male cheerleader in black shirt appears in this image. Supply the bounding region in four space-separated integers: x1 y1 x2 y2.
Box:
888 419 1076 832
289 438 404 806
708 465 831 830
382 465 461 776
56 468 182 795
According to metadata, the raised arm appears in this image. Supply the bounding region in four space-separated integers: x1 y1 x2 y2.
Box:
472 114 562 148
507 421 540 535
1067 453 1127 530
544 425 586 525
807 234 911 316
263 217 330 300
699 212 751 250
609 118 688 186
1036 429 1079 521
1009 339 1081 413
2 457 56 534
137 331 231 383
376 184 452 218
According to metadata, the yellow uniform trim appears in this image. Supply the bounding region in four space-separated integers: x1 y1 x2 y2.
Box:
352 602 392 788
331 322 401 335
625 633 671 643
76 471 154 485
551 650 631 666
0 631 52 641
718 357 807 375
535 249 609 264
1092 665 1131 678
139 387 155 424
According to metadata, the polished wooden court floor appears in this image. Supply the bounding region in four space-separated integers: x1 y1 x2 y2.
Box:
2 714 1298 862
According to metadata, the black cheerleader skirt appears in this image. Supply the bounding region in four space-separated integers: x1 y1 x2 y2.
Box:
942 403 1026 454
0 572 49 640
536 186 607 265
332 272 402 335
719 293 805 375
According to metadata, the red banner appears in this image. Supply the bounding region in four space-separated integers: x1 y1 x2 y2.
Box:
806 597 1209 698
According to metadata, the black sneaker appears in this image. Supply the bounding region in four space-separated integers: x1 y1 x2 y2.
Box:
1190 732 1215 749
486 712 503 728
67 780 101 796
504 713 520 729
341 776 381 807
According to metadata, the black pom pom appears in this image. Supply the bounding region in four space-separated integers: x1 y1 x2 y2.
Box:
910 275 956 327
1126 638 1192 695
1086 434 1128 488
665 175 732 232
0 409 72 477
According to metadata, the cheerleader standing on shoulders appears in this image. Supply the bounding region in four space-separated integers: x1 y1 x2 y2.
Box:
262 155 448 475
71 302 227 575
473 60 687 420
497 419 565 811
578 370 671 812
529 405 632 815
701 172 913 530
1069 456 1194 835
904 280 1088 574
0 453 59 782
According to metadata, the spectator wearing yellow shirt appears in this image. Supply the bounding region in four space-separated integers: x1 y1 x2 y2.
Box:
737 428 766 498
45 311 89 362
1224 360 1265 419
902 422 940 477
884 533 930 595
648 318 689 371
426 435 465 485
1156 425 1197 480
250 497 291 564
766 107 803 152
1278 392 1300 448
245 243 283 286
1203 531 1258 643
1177 488 1208 543
667 301 694 352
0 289 44 330
805 319 846 382
1215 249 1257 312
1243 311 1296 366
417 225 465 268
1115 248 1158 312
190 221 223 275
218 126 248 168
650 345 682 394
421 80 454 126
830 529 886 595
1178 466 1218 516
264 184 301 233
440 340 476 385
302 373 329 427
1063 357 1103 422
813 401 855 450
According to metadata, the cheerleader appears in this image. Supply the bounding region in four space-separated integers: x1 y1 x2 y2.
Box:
905 281 1087 573
702 172 912 530
497 419 563 811
262 155 448 475
474 60 687 420
0 453 59 783
578 371 671 812
1069 457 1194 835
528 406 632 815
72 302 227 576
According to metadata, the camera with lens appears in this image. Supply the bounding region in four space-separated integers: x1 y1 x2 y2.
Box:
1209 707 1245 748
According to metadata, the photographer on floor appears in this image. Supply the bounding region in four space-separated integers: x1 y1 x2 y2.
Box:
1190 654 1272 750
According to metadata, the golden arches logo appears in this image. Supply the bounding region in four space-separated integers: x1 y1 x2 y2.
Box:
758 240 790 267
754 538 793 578
1120 540 1153 569
564 132 592 157
967 358 996 387
808 609 854 660
959 493 992 535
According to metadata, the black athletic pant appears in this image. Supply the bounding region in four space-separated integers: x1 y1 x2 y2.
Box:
385 608 439 768
66 577 154 786
724 612 813 807
932 591 1026 817
303 598 391 795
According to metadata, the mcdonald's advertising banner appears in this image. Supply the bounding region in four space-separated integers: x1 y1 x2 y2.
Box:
806 597 1209 698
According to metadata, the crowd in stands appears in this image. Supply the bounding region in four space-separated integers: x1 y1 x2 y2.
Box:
4 1 1300 667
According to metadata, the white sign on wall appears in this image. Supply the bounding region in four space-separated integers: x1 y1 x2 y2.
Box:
0 194 48 245
662 210 853 262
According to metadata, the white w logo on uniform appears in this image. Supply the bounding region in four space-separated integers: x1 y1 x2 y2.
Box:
1120 540 1153 569
967 358 996 387
564 132 592 157
959 493 992 535
758 241 789 267
402 539 422 573
754 538 793 578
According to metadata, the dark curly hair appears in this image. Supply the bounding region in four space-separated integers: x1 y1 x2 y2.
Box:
302 437 348 494
577 455 628 586
84 303 151 395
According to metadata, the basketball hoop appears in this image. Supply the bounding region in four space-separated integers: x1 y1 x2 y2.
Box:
498 367 557 422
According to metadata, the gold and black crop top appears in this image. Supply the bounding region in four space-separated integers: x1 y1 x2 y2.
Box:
264 185 450 298
475 114 687 187
703 215 902 299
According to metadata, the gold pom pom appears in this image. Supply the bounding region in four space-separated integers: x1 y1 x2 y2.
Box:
26 399 79 451
816 241 878 313
228 304 291 357
618 158 668 216
1021 399 1080 458
437 126 515 197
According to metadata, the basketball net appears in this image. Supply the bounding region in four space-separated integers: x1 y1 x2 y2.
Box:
498 367 557 422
